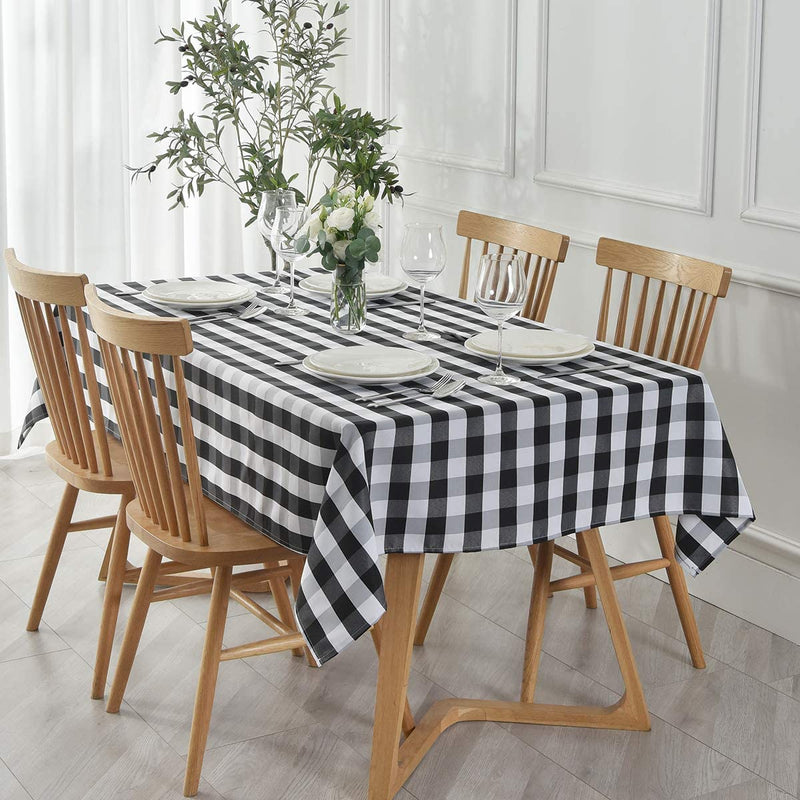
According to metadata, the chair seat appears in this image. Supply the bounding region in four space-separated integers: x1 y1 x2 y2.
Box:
126 488 303 568
45 434 132 493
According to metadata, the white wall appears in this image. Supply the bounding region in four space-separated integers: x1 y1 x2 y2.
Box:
341 0 800 641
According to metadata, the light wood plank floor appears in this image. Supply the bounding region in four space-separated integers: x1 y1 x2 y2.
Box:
1 452 798 800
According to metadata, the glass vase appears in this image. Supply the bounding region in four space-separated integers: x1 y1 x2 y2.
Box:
330 264 367 334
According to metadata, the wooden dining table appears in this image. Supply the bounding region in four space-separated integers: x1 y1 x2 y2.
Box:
21 268 754 800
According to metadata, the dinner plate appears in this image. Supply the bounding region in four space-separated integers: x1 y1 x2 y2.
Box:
303 345 439 384
298 272 408 298
142 281 256 310
465 329 595 364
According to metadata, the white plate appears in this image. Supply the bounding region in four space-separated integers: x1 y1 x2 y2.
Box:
303 345 439 384
469 329 591 359
142 281 256 310
144 280 253 303
465 330 595 364
299 272 408 298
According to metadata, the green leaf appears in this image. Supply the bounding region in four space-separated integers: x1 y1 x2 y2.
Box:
347 238 366 258
296 234 310 253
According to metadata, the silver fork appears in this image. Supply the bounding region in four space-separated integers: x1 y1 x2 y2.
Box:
368 378 466 408
357 372 453 404
189 300 268 324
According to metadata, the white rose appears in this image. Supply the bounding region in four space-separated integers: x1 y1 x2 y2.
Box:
326 206 355 231
304 214 323 239
332 239 349 261
364 209 381 230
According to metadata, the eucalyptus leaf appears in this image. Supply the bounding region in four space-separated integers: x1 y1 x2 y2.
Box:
347 238 366 259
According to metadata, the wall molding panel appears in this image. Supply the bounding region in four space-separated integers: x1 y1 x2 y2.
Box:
741 0 800 232
404 195 800 298
360 1 800 644
381 0 518 178
533 0 721 215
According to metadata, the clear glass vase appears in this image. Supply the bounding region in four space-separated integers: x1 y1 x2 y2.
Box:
330 265 367 334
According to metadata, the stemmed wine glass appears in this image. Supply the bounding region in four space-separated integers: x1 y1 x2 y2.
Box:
258 189 296 294
399 223 446 341
270 204 309 317
474 252 528 385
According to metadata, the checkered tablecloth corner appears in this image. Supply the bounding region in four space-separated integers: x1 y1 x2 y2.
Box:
19 272 754 664
20 383 45 449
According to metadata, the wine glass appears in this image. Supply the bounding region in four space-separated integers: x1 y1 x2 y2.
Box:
399 223 446 341
474 252 528 385
270 204 309 317
258 189 296 294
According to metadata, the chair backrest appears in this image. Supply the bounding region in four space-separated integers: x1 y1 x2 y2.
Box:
457 210 570 322
595 237 732 370
84 286 208 545
4 248 113 476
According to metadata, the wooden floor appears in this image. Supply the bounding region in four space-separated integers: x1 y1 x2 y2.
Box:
0 452 798 800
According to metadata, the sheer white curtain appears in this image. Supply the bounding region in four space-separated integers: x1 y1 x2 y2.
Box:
0 1 270 452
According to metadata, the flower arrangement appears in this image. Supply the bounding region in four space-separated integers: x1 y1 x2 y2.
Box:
296 188 381 332
297 189 381 268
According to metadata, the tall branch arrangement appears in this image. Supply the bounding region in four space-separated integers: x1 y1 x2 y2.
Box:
130 0 403 225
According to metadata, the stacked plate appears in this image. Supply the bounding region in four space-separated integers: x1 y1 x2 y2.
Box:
465 329 594 365
303 345 439 384
298 272 408 299
142 280 257 310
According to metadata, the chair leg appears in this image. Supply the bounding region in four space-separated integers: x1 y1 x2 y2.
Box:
92 490 134 699
653 516 706 669
27 483 79 631
268 573 304 658
106 548 162 713
97 527 115 582
288 559 317 667
521 541 554 703
413 553 455 646
183 565 232 798
575 532 598 609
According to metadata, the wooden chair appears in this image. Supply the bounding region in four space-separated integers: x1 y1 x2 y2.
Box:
4 248 139 699
84 285 321 796
456 210 570 320
523 237 732 684
414 212 570 646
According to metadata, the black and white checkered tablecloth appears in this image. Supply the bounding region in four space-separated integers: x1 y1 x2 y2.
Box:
20 271 754 664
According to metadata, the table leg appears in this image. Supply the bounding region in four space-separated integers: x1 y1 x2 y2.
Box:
370 620 416 737
368 553 424 800
369 537 650 800
521 541 554 703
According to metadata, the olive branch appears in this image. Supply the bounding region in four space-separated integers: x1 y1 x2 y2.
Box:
129 0 403 225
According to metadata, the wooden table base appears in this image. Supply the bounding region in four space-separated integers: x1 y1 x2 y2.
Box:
369 534 651 800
